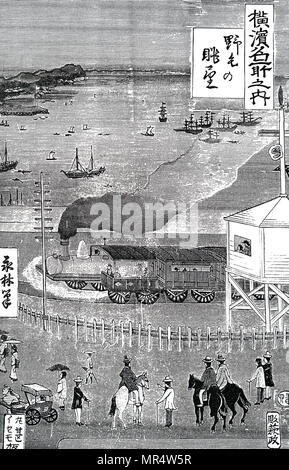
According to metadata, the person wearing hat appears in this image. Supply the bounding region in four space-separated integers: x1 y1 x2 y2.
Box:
216 353 233 392
84 351 94 384
2 385 21 413
156 376 176 427
247 358 266 405
198 356 217 407
71 376 89 425
118 355 139 403
262 352 274 401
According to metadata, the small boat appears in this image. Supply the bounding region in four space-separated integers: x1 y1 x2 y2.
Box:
226 140 239 144
158 102 167 122
212 114 237 132
0 142 18 173
200 130 221 144
46 151 57 161
86 146 106 176
233 111 262 126
141 126 155 136
67 126 75 134
60 148 92 179
83 124 90 130
19 125 26 131
53 132 60 136
234 129 246 135
0 120 9 127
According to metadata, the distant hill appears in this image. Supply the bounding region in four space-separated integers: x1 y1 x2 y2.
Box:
9 64 86 85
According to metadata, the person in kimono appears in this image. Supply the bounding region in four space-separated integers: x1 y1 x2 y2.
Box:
262 352 275 401
0 335 9 373
248 357 266 405
57 371 67 410
216 353 233 391
156 376 176 427
9 344 19 382
71 376 89 426
2 385 21 413
198 356 217 407
85 351 94 384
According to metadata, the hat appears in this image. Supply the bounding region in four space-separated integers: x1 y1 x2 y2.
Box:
123 355 131 365
163 376 173 383
203 356 213 364
263 351 272 359
216 353 226 362
74 376 83 383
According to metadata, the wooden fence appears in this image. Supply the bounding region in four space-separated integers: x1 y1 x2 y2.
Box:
17 302 289 352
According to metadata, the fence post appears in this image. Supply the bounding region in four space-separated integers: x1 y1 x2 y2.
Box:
147 323 152 351
129 321 133 348
252 327 256 350
217 327 222 350
111 319 115 343
56 314 60 339
262 325 266 347
197 328 202 349
84 318 88 343
158 326 162 351
187 327 192 350
24 306 27 324
138 322 142 348
93 319 97 343
101 319 105 345
119 321 124 348
167 326 171 351
206 326 211 350
273 326 278 350
283 323 287 349
74 316 78 342
178 326 182 352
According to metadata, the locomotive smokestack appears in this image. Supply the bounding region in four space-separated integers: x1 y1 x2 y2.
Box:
60 239 70 260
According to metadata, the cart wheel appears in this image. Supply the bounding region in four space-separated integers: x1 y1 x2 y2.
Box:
44 408 58 423
25 408 41 426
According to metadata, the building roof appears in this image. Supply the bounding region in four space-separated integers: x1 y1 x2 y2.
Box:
102 245 155 260
224 196 289 228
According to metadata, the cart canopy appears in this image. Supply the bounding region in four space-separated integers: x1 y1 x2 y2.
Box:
21 384 52 397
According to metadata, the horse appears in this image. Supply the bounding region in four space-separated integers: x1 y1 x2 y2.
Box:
188 374 251 430
188 374 227 432
109 371 149 429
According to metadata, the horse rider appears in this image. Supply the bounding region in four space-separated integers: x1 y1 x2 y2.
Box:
198 356 217 407
216 353 233 392
119 355 139 403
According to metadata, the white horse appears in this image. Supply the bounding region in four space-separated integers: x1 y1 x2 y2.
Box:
109 371 149 429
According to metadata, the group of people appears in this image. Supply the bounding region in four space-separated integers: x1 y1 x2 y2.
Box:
247 352 274 405
0 335 20 382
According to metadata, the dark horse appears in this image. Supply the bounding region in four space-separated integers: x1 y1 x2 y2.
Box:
188 374 251 431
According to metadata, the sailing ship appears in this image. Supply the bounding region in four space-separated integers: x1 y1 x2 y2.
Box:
212 114 237 132
198 111 214 128
87 146 106 176
233 111 262 126
60 148 91 179
142 126 155 136
0 120 9 127
200 130 221 144
83 124 90 130
67 126 75 134
19 125 26 131
0 142 18 172
158 102 167 122
46 151 57 161
174 114 203 134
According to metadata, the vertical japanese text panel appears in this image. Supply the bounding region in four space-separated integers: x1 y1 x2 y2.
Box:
192 28 244 99
245 4 274 110
3 414 25 449
0 248 18 318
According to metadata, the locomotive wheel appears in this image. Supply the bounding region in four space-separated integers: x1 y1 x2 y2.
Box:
191 290 215 303
164 289 188 303
25 408 41 426
43 408 58 423
135 291 160 305
107 291 131 304
91 282 107 292
65 280 87 290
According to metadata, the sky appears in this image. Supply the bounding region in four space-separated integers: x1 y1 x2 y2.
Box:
0 0 288 74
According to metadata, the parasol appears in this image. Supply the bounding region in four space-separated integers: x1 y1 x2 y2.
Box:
47 364 70 372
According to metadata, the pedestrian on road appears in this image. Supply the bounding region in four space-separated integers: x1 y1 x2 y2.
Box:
247 358 266 405
84 351 95 384
57 371 67 410
0 335 9 374
71 376 89 426
262 352 274 401
156 376 176 428
9 345 19 382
